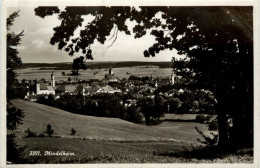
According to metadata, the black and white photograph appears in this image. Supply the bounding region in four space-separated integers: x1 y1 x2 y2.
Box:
1 0 259 167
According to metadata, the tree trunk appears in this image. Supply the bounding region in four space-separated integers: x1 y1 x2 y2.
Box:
217 107 229 148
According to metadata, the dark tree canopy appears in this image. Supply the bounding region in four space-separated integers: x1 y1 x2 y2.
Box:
72 56 87 76
35 6 253 149
7 11 24 99
6 11 26 163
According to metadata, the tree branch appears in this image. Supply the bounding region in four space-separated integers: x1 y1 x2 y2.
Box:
108 25 117 41
107 27 118 48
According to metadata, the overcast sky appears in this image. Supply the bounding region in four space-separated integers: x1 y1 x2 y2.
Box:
7 7 183 63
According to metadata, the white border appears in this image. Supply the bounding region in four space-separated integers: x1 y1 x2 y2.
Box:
1 0 259 168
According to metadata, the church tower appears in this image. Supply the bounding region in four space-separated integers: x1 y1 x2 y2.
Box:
170 71 175 85
51 71 55 88
109 67 113 75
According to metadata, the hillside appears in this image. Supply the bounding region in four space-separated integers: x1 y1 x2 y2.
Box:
12 99 209 142
10 99 251 164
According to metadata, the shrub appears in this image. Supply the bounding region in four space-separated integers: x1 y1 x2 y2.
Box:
195 127 218 146
208 119 218 131
126 106 143 124
195 114 210 123
44 124 54 137
71 128 76 136
168 98 181 113
24 128 37 138
38 133 45 137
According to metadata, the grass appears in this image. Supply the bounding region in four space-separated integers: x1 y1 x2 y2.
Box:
10 99 253 163
162 113 197 121
19 137 253 163
12 99 210 142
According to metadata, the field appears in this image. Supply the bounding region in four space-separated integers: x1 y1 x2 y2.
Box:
15 66 172 81
11 99 210 163
13 99 210 142
10 99 253 163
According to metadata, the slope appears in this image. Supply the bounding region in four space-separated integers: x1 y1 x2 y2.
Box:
12 99 208 143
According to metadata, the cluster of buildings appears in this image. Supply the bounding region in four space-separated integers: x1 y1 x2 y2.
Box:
23 67 175 102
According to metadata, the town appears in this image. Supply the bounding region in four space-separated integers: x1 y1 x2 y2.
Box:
12 66 217 126
20 67 176 104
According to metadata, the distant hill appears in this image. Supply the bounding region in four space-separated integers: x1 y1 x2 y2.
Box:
14 61 172 70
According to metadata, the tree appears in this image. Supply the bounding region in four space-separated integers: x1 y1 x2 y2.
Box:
7 11 23 99
44 124 54 137
71 128 76 136
72 56 87 76
126 105 142 124
138 97 165 125
34 6 253 149
6 11 26 163
168 98 181 113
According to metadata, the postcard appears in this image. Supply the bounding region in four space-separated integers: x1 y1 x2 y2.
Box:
1 0 259 167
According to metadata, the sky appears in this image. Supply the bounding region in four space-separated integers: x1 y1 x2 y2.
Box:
7 6 184 63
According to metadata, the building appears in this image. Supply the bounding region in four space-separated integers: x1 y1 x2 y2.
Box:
33 73 56 95
56 84 77 95
101 85 122 94
83 84 103 96
36 83 55 95
103 67 120 83
170 71 175 85
51 71 55 87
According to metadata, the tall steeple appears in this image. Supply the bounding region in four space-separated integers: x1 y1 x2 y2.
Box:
109 66 113 75
51 71 55 88
170 70 175 85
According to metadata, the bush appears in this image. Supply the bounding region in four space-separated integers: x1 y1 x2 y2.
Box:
195 127 218 146
38 133 45 137
44 124 54 137
208 119 218 131
126 106 143 124
71 128 76 136
195 114 210 123
168 98 181 113
24 128 37 138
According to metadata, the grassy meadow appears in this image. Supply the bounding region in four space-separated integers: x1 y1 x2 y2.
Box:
10 99 219 163
10 99 253 163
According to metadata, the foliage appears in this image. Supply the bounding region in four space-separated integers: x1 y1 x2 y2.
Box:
71 128 76 136
45 124 54 137
6 11 26 163
195 114 210 123
208 119 218 131
163 88 216 114
7 101 24 131
37 93 143 124
126 106 142 124
72 56 87 76
168 98 181 113
7 134 27 163
24 128 37 138
129 75 151 82
137 96 166 125
7 10 24 99
195 127 218 146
